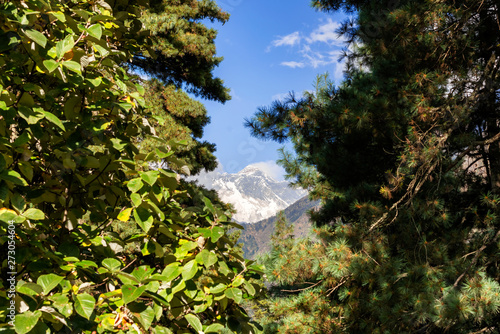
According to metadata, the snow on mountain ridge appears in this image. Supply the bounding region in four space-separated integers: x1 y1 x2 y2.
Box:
191 163 307 223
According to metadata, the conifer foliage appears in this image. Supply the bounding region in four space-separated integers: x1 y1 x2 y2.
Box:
247 0 500 332
0 1 262 333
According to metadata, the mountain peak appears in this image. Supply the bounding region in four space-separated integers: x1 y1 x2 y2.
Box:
238 165 270 177
191 163 307 223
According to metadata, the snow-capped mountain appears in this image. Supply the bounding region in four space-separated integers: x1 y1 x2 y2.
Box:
192 164 307 223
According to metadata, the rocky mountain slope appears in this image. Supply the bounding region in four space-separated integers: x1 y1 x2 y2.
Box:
192 165 307 223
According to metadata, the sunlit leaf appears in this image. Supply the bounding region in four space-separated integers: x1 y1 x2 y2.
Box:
56 35 75 59
185 314 203 333
23 29 47 47
62 60 81 74
117 207 133 222
182 260 199 281
87 24 102 39
23 208 45 220
42 111 66 130
74 293 95 319
122 284 146 304
14 311 42 334
134 206 154 232
224 288 243 303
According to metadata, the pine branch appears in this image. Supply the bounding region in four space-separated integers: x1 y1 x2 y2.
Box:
453 229 500 289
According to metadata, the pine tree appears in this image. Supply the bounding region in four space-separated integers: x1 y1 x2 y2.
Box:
133 0 231 103
140 79 218 175
247 0 500 332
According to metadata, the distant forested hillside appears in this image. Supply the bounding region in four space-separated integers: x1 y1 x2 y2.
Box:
238 196 320 259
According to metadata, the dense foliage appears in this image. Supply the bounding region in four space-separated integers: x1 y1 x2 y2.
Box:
0 1 263 333
247 0 500 332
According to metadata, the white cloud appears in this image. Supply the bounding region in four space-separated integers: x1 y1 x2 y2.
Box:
307 19 343 46
247 161 286 181
229 88 241 100
268 19 347 70
271 31 301 47
280 61 306 68
334 59 346 81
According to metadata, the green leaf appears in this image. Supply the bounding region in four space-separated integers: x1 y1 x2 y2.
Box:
140 170 159 186
161 263 182 282
86 77 102 87
74 293 95 319
87 24 102 39
12 193 26 211
203 197 215 214
196 249 218 268
131 193 142 207
56 34 75 59
116 272 140 284
205 323 225 333
209 283 226 294
17 282 43 296
210 226 224 243
75 260 98 268
244 281 256 296
93 43 109 57
134 206 154 232
23 208 45 220
102 258 122 272
49 11 66 22
111 138 128 151
232 275 245 288
169 280 186 300
43 59 59 73
18 106 44 125
175 241 198 259
61 60 81 74
153 326 174 334
122 284 146 304
23 29 47 47
50 294 73 317
127 178 144 193
14 310 42 334
224 288 243 303
0 208 18 223
19 92 35 107
182 260 199 281
42 111 66 130
199 226 225 243
185 314 203 333
18 162 33 181
37 274 64 295
0 170 28 186
131 265 154 282
135 306 155 330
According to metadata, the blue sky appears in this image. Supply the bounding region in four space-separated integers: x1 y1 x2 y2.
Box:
200 0 349 179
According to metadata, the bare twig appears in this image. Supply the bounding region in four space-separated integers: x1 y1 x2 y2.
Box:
281 280 324 293
326 275 350 297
